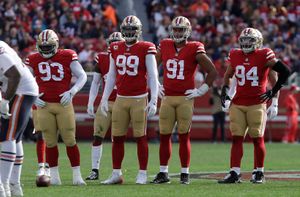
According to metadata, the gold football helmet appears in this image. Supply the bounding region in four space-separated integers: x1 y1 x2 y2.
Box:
120 15 142 42
36 29 59 58
106 32 125 45
238 28 263 53
169 16 191 43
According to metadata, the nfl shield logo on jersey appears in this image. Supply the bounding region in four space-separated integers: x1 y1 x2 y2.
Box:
113 45 118 50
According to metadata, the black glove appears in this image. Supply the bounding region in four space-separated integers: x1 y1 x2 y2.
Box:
260 90 276 103
220 85 231 108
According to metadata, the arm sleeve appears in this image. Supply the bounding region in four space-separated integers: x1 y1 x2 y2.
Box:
146 54 159 103
271 60 291 94
228 75 237 99
88 72 101 106
101 54 116 101
70 61 87 94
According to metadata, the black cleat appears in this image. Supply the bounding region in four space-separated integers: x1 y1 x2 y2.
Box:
86 169 99 180
150 172 170 184
252 171 265 184
250 171 257 183
180 173 190 184
218 171 241 184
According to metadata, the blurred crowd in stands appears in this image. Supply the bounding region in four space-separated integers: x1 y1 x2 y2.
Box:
0 0 300 80
145 0 300 85
0 0 119 71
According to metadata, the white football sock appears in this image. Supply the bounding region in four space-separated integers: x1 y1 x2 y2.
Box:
50 166 60 179
231 167 241 175
112 169 122 176
0 140 16 184
72 166 82 177
91 145 102 170
256 167 264 172
181 167 189 174
38 163 45 168
160 166 168 173
138 170 147 175
10 141 23 184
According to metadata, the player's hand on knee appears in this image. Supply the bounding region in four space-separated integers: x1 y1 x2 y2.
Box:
35 92 46 108
100 100 108 117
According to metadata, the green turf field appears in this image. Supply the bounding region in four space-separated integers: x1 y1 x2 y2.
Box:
22 142 300 197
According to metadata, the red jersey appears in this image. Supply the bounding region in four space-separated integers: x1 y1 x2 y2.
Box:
95 51 117 101
109 41 156 96
284 93 298 115
159 39 205 96
25 49 77 102
229 48 276 106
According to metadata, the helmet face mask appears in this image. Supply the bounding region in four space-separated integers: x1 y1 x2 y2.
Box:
36 29 59 58
106 32 124 46
120 15 142 43
238 28 263 53
169 16 191 43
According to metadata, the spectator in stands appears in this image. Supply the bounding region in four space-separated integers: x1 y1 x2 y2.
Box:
282 85 300 143
209 86 226 143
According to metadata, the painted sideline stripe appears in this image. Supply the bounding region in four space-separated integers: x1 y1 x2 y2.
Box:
75 114 300 122
149 170 300 178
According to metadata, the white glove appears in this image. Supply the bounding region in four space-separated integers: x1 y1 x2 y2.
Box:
145 100 157 117
0 99 11 119
267 98 278 120
35 93 46 108
185 83 209 100
59 89 76 106
158 84 165 99
222 100 231 112
87 104 95 117
100 100 108 117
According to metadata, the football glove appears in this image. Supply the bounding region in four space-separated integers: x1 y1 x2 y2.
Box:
145 100 157 117
0 99 11 119
266 98 278 120
100 100 109 117
87 104 95 117
260 90 276 103
185 83 209 100
221 100 231 113
158 84 165 99
59 89 76 106
220 85 231 108
35 93 46 108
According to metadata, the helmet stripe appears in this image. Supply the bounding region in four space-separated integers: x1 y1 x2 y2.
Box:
42 31 45 42
45 31 49 42
127 16 132 23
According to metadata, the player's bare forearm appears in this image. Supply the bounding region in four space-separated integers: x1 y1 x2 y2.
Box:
4 66 21 100
268 70 279 99
223 65 234 87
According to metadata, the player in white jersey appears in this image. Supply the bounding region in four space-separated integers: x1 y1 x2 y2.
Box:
0 41 38 197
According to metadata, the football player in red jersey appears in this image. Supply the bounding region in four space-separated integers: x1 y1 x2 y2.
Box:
25 29 87 186
85 32 125 181
100 15 159 184
32 105 48 177
151 16 217 185
218 28 290 184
